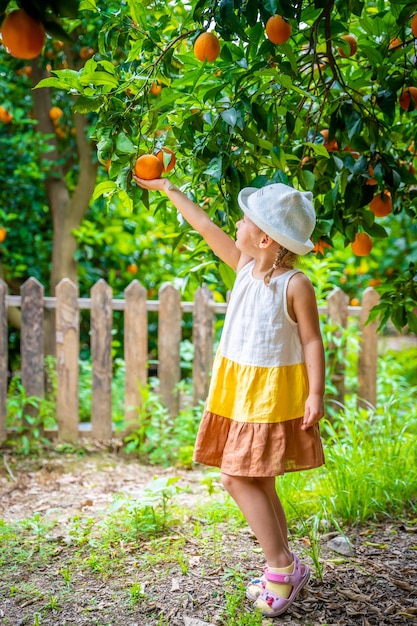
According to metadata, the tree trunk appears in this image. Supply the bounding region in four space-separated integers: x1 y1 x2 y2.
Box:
30 59 98 356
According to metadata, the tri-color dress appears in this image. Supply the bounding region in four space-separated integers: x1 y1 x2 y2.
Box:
193 260 325 477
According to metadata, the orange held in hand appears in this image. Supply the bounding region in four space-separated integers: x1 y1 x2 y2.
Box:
1 9 45 59
134 154 163 180
351 233 373 256
265 15 292 44
370 191 392 217
193 32 221 62
156 147 176 173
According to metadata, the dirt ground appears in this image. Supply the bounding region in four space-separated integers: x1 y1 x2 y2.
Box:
0 451 416 626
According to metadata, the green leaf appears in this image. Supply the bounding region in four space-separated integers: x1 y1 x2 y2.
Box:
376 90 397 121
219 262 236 290
73 95 105 113
42 20 74 42
115 133 137 155
79 72 119 88
221 107 237 127
92 181 118 201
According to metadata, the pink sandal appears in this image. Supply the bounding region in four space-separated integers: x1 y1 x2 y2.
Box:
246 565 268 601
252 554 310 617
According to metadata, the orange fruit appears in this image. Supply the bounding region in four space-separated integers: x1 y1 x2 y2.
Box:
15 65 32 77
127 263 138 274
411 14 417 37
0 9 45 59
156 147 176 172
399 86 417 111
49 106 63 122
312 240 331 255
0 226 7 243
265 15 292 44
320 129 338 151
80 46 95 60
350 298 360 306
369 191 392 217
338 34 357 57
368 278 382 287
351 233 373 256
193 32 221 62
389 37 402 49
134 154 163 180
0 105 13 123
366 164 378 185
150 80 162 96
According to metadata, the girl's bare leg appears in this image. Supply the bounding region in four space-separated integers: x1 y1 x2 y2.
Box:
220 473 292 568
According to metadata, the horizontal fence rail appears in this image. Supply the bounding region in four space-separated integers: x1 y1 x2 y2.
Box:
1 277 380 442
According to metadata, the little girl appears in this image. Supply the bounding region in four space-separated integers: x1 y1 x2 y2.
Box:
133 175 325 618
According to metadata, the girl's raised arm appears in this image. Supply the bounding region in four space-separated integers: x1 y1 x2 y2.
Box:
133 176 241 270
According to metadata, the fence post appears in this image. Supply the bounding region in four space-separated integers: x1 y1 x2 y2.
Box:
193 284 214 404
158 283 181 417
56 278 79 441
327 287 348 405
0 280 7 441
124 280 148 429
358 287 380 408
91 279 113 440
21 278 44 422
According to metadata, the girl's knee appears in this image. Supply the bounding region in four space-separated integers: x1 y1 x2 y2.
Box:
220 472 249 495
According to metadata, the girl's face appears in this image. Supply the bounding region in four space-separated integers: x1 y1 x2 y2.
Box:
235 214 263 252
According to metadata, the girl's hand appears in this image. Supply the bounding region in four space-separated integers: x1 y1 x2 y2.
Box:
301 393 324 430
133 175 170 192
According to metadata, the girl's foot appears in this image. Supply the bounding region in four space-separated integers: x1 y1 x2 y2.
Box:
253 554 310 617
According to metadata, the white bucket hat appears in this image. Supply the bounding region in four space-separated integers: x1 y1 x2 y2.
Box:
238 183 316 255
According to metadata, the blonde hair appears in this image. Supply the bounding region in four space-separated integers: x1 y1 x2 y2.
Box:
264 247 297 286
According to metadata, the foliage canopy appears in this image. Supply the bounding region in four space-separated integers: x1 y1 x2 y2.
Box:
1 0 417 330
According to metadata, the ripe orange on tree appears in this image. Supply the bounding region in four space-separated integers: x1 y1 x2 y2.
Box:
399 86 417 111
0 106 13 123
320 129 338 151
49 106 63 122
193 32 221 62
127 263 138 275
312 240 331 255
80 46 95 60
338 34 357 57
351 232 373 256
134 154 163 180
0 226 7 243
265 15 292 44
150 80 162 96
156 147 176 173
411 13 417 37
366 164 378 185
369 190 392 217
0 9 45 59
389 37 402 49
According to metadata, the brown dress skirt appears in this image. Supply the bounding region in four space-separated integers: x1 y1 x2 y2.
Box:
193 410 325 477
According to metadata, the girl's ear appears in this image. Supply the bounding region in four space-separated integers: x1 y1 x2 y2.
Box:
259 233 274 248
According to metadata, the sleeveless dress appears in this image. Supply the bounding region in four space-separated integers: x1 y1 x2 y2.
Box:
193 260 325 477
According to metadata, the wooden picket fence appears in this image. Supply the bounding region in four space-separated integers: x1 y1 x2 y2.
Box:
0 277 380 442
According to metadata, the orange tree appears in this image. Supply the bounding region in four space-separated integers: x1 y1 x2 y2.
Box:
2 0 416 334
0 0 201 365
35 0 417 332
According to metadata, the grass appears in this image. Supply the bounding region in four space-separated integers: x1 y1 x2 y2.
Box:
1 339 416 623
